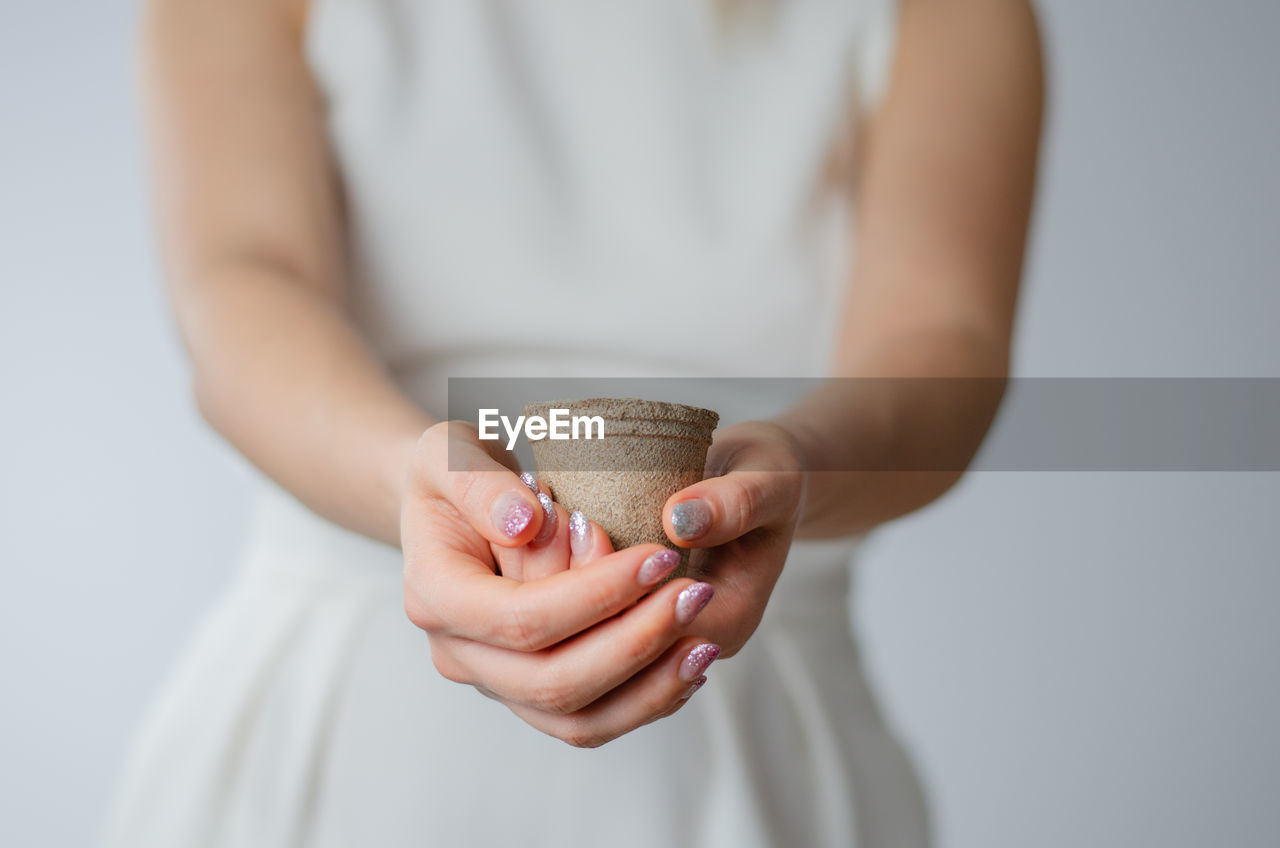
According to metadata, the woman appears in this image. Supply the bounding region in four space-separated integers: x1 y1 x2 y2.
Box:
105 0 1042 845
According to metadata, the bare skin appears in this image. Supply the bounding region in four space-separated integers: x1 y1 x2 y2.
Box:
141 0 1042 747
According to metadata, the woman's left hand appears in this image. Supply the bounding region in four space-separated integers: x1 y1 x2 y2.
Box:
660 420 808 660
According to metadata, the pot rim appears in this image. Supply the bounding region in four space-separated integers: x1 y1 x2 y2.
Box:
521 397 720 431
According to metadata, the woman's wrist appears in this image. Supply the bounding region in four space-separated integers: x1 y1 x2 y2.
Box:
384 418 435 546
766 413 826 476
768 383 898 538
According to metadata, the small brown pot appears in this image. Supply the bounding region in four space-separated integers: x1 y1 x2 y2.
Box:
522 398 719 580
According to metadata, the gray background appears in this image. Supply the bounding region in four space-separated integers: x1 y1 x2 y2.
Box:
1 1 1277 846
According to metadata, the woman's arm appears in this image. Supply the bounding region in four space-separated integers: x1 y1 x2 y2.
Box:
144 0 715 745
141 0 430 545
779 0 1045 537
655 0 1043 665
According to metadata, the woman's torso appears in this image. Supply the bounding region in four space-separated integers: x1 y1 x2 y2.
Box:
305 0 896 403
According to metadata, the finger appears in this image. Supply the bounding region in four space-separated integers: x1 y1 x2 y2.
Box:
518 471 550 498
445 575 715 713
496 499 578 584
649 672 708 721
522 497 572 581
567 512 614 568
492 546 523 581
491 493 568 582
501 635 718 748
662 467 802 548
492 536 526 581
412 421 546 548
406 542 685 651
677 532 791 659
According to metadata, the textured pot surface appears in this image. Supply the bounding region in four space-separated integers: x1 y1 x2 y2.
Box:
524 398 719 580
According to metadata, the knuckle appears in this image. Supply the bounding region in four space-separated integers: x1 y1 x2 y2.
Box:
415 423 452 472
421 421 449 449
730 477 762 530
578 574 621 623
402 584 440 632
621 621 665 668
429 646 466 684
419 495 464 528
450 468 483 513
566 734 608 750
529 674 578 716
639 690 676 725
497 598 542 652
560 723 610 749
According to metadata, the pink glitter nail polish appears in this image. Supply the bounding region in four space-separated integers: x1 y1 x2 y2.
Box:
568 510 590 556
670 499 712 541
680 643 720 683
493 493 534 538
638 549 680 585
675 582 715 625
518 471 539 494
531 492 557 546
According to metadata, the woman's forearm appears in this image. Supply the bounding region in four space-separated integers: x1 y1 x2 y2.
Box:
180 261 432 547
775 325 1007 538
142 0 432 547
779 0 1044 538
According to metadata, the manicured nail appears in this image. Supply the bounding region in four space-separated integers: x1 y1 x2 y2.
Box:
675 582 715 624
679 676 708 700
670 500 712 541
680 643 720 683
492 492 534 538
531 493 557 546
519 471 539 494
638 549 680 586
568 510 590 556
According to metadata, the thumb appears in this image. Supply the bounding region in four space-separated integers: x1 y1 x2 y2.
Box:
409 420 546 547
661 465 803 548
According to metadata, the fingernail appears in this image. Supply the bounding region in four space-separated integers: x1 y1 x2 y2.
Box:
670 500 712 541
531 493 557 546
675 582 715 624
568 510 590 556
492 492 534 538
638 549 680 586
519 471 539 494
679 675 708 700
680 643 720 683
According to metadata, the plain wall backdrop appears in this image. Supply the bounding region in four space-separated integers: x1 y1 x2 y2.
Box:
2 2 1277 846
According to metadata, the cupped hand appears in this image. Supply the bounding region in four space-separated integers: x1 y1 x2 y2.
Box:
400 421 720 748
660 420 808 658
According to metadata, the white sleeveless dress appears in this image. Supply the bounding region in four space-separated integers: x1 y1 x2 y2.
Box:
103 2 929 845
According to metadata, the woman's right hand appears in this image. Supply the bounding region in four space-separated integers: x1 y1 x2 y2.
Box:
399 421 719 748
